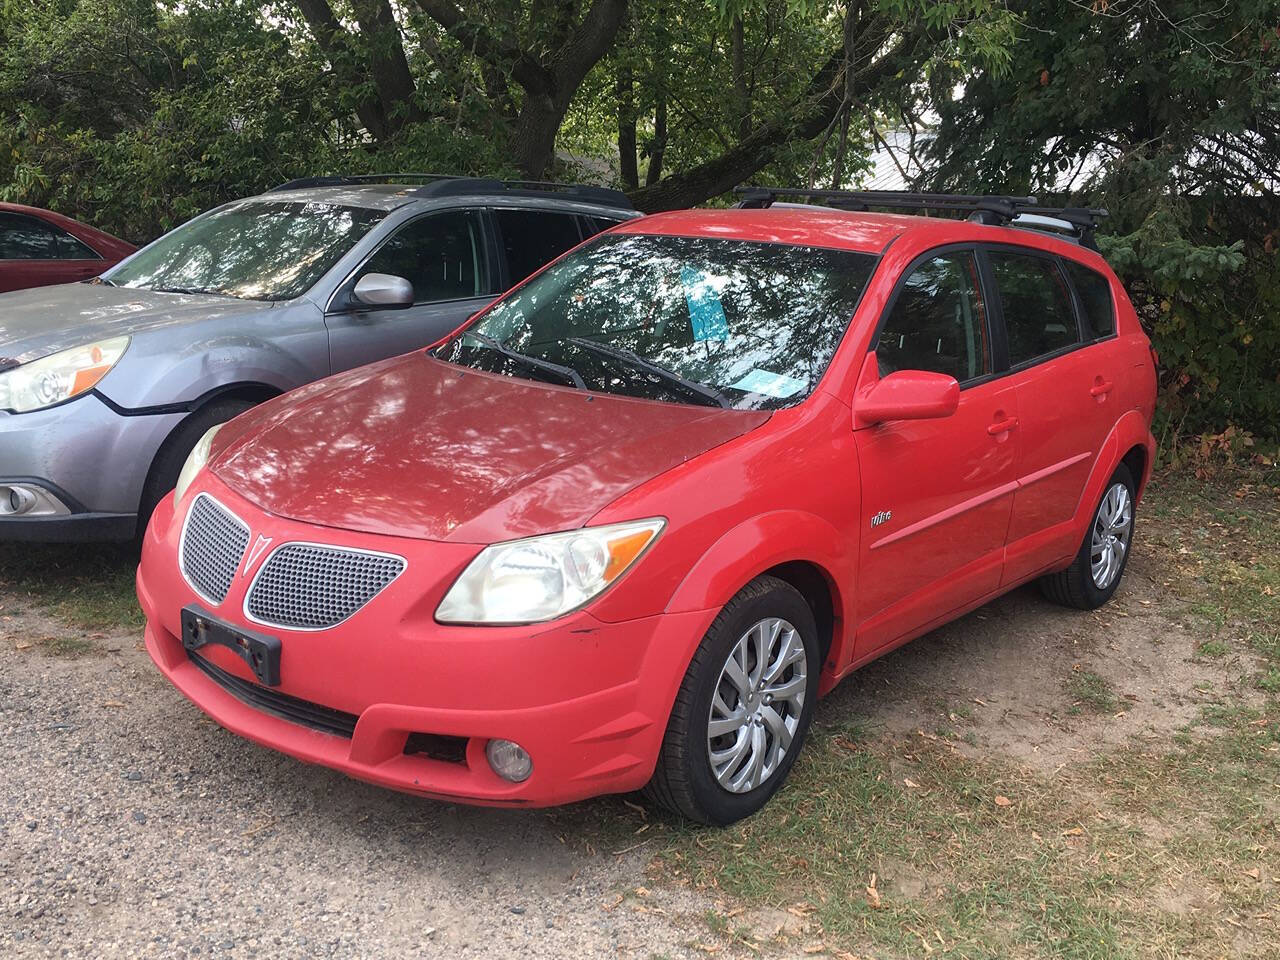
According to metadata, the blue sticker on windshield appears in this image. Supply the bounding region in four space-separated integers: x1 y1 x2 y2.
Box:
732 369 806 399
682 266 730 342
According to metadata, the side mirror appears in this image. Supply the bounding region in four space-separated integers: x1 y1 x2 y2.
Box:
854 370 960 428
351 273 414 310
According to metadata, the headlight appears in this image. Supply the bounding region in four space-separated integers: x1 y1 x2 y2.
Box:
436 518 665 624
0 336 130 413
173 424 224 504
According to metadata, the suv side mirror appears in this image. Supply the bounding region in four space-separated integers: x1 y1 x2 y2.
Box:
854 370 960 428
352 273 414 310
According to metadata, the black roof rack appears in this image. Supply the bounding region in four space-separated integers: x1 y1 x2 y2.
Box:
734 187 1107 249
269 174 634 210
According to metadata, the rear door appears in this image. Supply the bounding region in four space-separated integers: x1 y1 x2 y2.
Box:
325 208 497 372
854 248 1019 656
0 211 103 292
989 248 1124 583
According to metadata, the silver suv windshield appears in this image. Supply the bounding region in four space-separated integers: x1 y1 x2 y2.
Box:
438 233 878 410
106 200 383 301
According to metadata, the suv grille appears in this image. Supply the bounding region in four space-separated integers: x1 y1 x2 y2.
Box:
180 494 250 604
245 543 405 630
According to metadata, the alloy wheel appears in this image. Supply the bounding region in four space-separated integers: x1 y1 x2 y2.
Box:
1090 481 1132 589
706 617 808 793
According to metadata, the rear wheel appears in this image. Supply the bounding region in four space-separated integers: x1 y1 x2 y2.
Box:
643 576 819 825
137 397 256 540
1039 462 1136 610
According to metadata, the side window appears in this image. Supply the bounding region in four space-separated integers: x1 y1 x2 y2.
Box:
361 210 486 303
877 251 991 383
582 215 625 237
0 212 58 260
990 252 1080 365
51 227 100 260
496 209 583 283
1064 260 1115 339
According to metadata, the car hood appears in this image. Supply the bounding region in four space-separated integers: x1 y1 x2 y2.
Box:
212 354 770 543
0 283 277 363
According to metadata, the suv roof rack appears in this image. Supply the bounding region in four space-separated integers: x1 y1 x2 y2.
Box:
269 174 635 210
734 187 1107 249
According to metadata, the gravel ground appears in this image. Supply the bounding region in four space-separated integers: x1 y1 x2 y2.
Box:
0 610 711 959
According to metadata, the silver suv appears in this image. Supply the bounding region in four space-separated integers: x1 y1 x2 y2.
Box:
0 175 637 542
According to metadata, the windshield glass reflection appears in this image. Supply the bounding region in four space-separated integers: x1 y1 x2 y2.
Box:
437 234 877 410
107 201 383 301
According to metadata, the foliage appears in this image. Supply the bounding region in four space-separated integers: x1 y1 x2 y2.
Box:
920 0 1280 444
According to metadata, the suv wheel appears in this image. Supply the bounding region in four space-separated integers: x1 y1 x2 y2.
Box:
643 576 819 825
137 397 256 540
1040 462 1136 610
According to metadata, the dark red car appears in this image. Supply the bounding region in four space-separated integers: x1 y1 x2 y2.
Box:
0 203 135 293
138 189 1157 825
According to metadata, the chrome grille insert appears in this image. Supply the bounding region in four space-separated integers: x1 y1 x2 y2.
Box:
179 494 251 605
245 543 405 630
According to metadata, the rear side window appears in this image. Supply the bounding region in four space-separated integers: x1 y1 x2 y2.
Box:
0 212 57 260
1064 261 1115 338
497 210 583 283
53 229 100 260
582 215 625 236
877 251 991 383
362 210 488 303
989 252 1079 366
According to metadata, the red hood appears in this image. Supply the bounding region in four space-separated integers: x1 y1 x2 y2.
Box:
212 354 769 543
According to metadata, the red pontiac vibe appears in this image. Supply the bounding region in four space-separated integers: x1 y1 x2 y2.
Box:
137 189 1156 825
0 202 136 293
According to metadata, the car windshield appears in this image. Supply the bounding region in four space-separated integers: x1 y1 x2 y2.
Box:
105 200 383 301
436 233 877 410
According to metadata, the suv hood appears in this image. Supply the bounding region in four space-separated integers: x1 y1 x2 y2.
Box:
212 354 770 543
0 283 276 363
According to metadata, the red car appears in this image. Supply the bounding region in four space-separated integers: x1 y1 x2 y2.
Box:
0 202 135 293
137 189 1156 825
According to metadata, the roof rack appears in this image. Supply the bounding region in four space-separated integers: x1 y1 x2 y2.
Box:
734 187 1107 249
269 174 634 210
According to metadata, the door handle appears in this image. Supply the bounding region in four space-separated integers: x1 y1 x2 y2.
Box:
987 416 1019 436
1089 379 1114 397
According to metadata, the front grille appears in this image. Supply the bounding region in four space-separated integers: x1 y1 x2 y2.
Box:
181 494 251 604
188 650 358 738
245 543 405 630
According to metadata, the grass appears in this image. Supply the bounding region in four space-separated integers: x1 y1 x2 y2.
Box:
1064 668 1119 713
0 542 142 631
648 466 1280 959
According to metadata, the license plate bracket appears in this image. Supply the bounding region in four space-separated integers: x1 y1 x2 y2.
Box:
180 605 281 686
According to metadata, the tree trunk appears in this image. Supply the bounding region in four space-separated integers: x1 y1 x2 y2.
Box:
617 64 638 189
731 15 751 142
646 92 667 186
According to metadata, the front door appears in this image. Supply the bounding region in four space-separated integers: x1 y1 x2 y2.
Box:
325 209 496 372
853 249 1018 657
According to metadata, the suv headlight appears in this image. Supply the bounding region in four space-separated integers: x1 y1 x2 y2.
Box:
436 518 665 624
0 336 130 413
173 424 224 505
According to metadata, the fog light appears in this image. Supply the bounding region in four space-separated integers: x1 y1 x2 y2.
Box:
0 485 36 516
0 483 70 518
485 739 533 783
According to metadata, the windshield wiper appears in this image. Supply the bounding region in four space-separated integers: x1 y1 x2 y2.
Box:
84 276 115 286
149 286 211 295
464 332 587 390
566 337 730 409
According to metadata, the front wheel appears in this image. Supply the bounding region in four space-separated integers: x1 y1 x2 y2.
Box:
1040 462 1136 610
643 576 819 825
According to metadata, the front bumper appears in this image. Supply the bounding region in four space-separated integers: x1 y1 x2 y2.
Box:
0 392 183 541
138 477 715 807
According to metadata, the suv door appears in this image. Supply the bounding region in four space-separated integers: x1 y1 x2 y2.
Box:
325 208 495 372
989 248 1122 584
853 249 1019 656
492 208 587 288
0 212 103 293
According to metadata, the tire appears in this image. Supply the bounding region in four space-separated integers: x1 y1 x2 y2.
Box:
1039 462 1136 610
136 397 256 539
643 575 820 826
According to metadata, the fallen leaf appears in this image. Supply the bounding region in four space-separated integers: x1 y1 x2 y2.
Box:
903 778 920 789
103 700 125 708
1062 826 1084 837
994 795 1012 807
865 872 882 909
1245 867 1260 880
